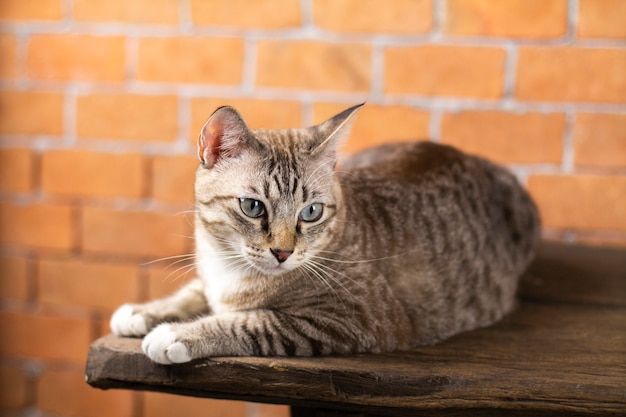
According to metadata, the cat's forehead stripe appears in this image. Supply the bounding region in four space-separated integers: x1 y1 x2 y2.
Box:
250 129 330 206
262 145 305 201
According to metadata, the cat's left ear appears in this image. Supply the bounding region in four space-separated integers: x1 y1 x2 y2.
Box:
309 102 364 160
198 106 254 168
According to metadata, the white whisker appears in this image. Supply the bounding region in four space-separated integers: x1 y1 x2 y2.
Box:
162 262 198 283
315 249 405 263
307 259 364 293
141 253 195 266
299 262 339 303
176 209 198 216
172 234 196 240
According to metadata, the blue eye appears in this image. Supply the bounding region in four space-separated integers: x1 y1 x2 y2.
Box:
239 198 265 218
299 203 324 222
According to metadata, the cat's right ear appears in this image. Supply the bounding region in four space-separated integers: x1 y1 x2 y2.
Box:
310 102 364 160
198 106 252 168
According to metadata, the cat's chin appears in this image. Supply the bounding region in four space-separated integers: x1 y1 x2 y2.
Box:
250 262 297 277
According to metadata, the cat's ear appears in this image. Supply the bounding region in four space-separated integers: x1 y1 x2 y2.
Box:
198 106 253 168
310 103 364 159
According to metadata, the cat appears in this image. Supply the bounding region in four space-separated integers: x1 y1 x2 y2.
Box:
110 103 541 364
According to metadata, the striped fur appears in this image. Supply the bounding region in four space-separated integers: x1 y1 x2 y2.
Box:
110 104 541 364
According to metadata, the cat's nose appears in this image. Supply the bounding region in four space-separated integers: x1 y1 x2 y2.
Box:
270 248 293 263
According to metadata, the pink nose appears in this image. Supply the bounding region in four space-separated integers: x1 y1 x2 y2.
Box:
270 248 293 263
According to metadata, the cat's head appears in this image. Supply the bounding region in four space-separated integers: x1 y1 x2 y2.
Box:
194 103 362 276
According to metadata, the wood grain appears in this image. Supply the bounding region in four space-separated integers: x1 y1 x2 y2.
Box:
85 242 626 416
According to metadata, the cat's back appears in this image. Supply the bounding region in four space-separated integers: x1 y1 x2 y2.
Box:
339 141 540 257
341 141 471 184
336 141 541 344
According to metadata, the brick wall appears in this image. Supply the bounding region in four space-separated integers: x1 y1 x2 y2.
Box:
0 1 624 416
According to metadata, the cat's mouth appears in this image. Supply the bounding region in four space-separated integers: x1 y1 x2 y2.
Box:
238 245 301 276
247 255 298 276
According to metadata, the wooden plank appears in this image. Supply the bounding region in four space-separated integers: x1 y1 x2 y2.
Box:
85 243 626 416
520 242 626 307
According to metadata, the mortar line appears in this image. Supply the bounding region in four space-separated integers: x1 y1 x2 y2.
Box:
3 21 626 49
502 42 519 105
432 0 445 41
561 109 576 174
177 94 193 154
62 85 78 147
567 0 579 43
241 36 259 95
178 0 193 34
300 0 315 29
369 41 385 102
61 0 73 22
428 108 443 143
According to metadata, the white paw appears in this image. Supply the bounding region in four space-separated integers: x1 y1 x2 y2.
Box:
142 324 192 365
110 304 148 336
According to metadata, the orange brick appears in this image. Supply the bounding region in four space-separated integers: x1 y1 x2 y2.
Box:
516 47 626 103
27 34 125 82
0 256 31 302
384 45 505 98
38 369 134 417
147 263 195 299
574 113 626 169
76 93 178 142
144 392 246 417
0 0 62 20
0 91 64 136
137 37 244 84
191 0 300 28
528 175 626 232
151 155 197 203
577 0 626 39
0 148 34 192
444 0 567 38
41 150 145 198
190 98 303 145
314 0 432 34
0 34 17 78
313 103 430 153
251 403 290 417
0 365 29 410
82 207 190 258
0 202 74 251
441 111 565 164
0 311 91 363
96 315 113 337
38 258 141 310
257 40 371 92
74 0 179 24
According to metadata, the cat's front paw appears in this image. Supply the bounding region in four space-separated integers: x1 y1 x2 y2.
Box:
142 323 192 365
110 304 149 337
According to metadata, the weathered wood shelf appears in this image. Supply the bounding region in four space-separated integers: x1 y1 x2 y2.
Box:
86 242 626 416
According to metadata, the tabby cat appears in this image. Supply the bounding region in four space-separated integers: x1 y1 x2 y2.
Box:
110 103 540 364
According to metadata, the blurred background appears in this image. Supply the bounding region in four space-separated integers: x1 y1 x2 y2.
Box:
0 0 624 416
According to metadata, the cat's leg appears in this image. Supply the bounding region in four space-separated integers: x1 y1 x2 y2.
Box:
141 310 363 364
110 278 210 337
